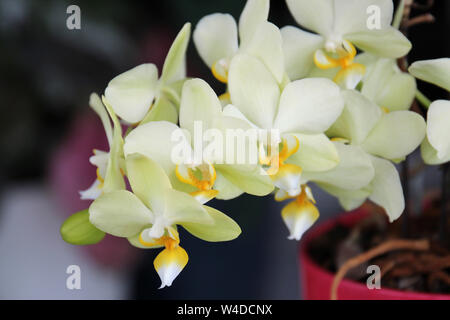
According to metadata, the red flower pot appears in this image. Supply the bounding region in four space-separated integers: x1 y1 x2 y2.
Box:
300 209 450 300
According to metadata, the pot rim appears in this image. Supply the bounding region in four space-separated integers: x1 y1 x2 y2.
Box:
299 209 450 300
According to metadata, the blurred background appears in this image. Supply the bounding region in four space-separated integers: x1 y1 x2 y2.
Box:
0 0 448 299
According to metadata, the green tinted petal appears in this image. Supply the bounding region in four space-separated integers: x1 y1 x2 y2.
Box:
285 0 333 35
89 93 112 145
421 136 450 165
124 121 186 175
281 26 323 80
179 78 222 134
104 64 159 123
140 96 178 125
287 133 339 172
102 97 126 193
242 22 285 83
346 28 411 58
127 233 163 249
215 164 274 196
327 90 382 145
238 0 270 44
213 171 244 200
361 111 426 160
126 154 172 214
228 53 280 130
274 78 344 134
426 100 450 160
181 205 241 242
318 183 370 211
303 142 375 190
368 156 404 222
89 190 153 237
164 188 212 225
160 23 191 85
408 58 450 91
377 72 416 111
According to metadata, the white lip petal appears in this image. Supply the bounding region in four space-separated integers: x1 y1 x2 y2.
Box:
154 246 189 289
79 179 102 200
271 164 302 197
281 196 319 241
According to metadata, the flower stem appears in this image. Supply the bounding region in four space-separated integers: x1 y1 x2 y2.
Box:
402 158 410 237
440 163 449 245
415 89 432 109
393 0 405 29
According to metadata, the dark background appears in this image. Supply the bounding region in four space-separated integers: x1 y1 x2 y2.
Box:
0 0 448 299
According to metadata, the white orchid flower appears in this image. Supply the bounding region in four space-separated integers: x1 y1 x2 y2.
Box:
89 154 241 288
79 94 125 200
409 58 450 165
306 89 426 221
193 0 285 89
104 23 191 124
123 78 274 203
227 52 344 240
282 0 411 89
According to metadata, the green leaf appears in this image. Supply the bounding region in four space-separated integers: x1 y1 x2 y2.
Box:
182 205 241 242
60 210 105 245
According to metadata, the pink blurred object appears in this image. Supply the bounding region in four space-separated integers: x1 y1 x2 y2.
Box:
49 112 139 269
300 209 450 300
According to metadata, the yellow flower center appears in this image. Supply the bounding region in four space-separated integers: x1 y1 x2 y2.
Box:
314 40 365 88
260 136 300 176
211 59 229 83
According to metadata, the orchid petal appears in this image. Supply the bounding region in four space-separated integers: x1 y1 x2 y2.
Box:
228 54 280 130
238 0 270 45
368 156 404 222
215 164 274 197
408 58 450 91
182 205 241 242
179 78 222 135
285 0 333 35
104 64 159 123
361 111 426 160
274 78 344 134
281 26 323 80
287 133 339 172
154 245 188 289
345 28 411 58
126 154 172 215
242 22 285 83
426 100 450 160
327 90 382 145
303 142 375 190
89 190 153 237
193 13 238 68
160 23 190 85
